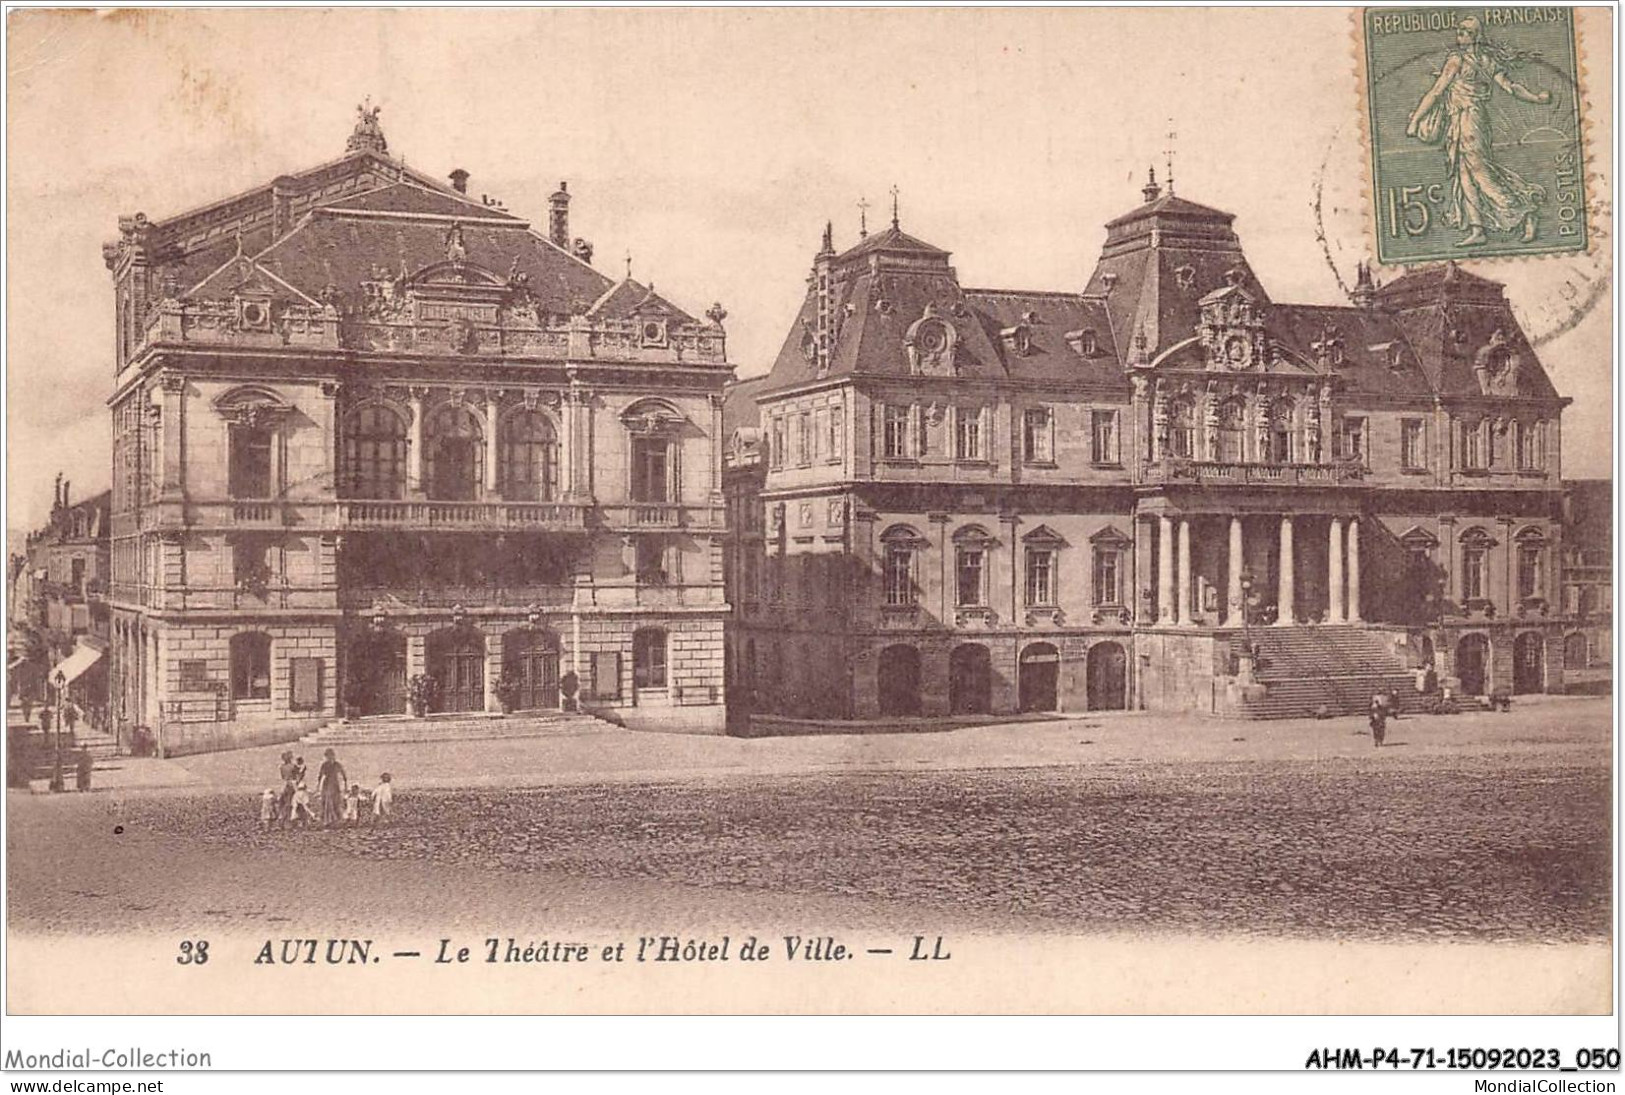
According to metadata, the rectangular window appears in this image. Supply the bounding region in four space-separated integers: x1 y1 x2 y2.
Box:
631 438 670 502
884 548 915 606
795 413 811 465
956 547 985 606
826 408 843 462
956 408 983 461
1518 546 1542 599
633 630 668 689
1516 421 1541 470
1462 546 1486 600
1340 417 1367 465
1025 549 1056 606
635 537 667 584
770 418 786 469
882 405 910 459
1090 410 1119 465
812 410 826 462
1023 408 1054 464
228 425 274 499
1093 549 1122 606
1401 418 1425 470
1462 421 1485 469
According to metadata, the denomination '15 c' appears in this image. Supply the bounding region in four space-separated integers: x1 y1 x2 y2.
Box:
1385 185 1447 237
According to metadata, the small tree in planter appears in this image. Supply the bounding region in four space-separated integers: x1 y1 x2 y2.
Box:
494 669 523 714
406 673 438 717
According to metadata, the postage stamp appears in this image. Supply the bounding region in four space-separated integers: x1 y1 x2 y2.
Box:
1362 7 1588 264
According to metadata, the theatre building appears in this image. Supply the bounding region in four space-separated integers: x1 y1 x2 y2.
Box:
725 173 1572 722
105 107 731 753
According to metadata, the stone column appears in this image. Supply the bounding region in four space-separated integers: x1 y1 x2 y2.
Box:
1276 515 1295 625
1176 518 1193 626
1328 516 1345 623
1157 515 1175 626
1225 516 1244 627
1347 518 1362 622
484 395 501 496
407 388 426 497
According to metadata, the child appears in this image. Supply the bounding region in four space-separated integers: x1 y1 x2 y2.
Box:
259 788 277 832
290 782 313 827
372 772 394 822
343 782 364 827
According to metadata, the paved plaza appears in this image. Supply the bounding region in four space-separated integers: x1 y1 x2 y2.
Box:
6 697 1611 943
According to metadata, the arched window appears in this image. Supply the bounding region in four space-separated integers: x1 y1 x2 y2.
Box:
230 631 272 701
342 404 408 499
1216 399 1246 463
1169 397 1196 459
633 627 668 689
1564 632 1589 669
501 411 559 501
1270 400 1296 463
425 404 484 501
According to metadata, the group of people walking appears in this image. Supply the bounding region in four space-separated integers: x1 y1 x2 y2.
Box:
260 748 393 830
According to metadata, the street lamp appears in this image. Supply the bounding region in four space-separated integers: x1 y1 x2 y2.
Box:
50 669 66 793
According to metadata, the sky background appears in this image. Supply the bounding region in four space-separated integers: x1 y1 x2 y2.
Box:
6 7 1613 536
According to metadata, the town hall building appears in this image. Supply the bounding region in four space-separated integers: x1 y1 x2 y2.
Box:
725 172 1573 722
105 106 732 753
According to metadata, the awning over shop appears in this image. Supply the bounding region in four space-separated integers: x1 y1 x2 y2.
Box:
51 644 103 686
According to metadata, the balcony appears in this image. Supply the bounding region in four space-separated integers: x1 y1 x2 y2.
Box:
336 499 590 531
338 584 577 611
595 503 726 532
1148 460 1366 487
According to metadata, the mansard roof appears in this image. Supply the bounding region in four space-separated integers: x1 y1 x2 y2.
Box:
752 183 1564 409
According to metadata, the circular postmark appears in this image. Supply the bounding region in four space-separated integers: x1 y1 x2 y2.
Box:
1314 31 1609 350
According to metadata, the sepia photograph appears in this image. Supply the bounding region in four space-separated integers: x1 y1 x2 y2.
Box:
1 4 1617 1067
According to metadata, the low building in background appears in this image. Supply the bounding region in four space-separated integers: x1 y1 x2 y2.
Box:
13 478 111 711
1560 479 1612 694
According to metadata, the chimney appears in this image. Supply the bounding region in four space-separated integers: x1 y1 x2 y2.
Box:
1141 166 1162 205
449 169 469 194
549 182 571 248
272 175 297 238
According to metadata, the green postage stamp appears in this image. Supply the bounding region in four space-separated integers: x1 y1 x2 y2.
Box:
1362 7 1588 264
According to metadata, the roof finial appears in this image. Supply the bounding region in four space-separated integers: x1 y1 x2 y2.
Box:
889 184 900 230
347 97 388 156
1164 120 1177 197
1142 166 1161 204
821 220 834 254
625 249 633 281
857 195 870 239
234 224 245 257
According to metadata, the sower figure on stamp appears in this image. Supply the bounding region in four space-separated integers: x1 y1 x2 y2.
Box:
1407 15 1553 247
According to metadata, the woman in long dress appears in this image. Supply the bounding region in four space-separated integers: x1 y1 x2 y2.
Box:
316 748 348 828
1406 15 1554 246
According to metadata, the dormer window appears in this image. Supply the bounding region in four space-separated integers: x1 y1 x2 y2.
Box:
1001 324 1034 356
640 319 668 348
1067 328 1100 356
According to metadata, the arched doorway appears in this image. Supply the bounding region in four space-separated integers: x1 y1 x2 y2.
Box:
346 628 407 716
428 627 485 712
1456 633 1490 696
877 644 921 716
948 644 992 715
1513 632 1545 694
503 628 560 710
1019 642 1060 713
1086 641 1127 711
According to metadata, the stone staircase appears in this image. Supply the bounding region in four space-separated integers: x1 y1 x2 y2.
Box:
300 709 615 746
1236 626 1417 720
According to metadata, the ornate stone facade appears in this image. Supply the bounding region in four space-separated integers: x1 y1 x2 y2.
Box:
726 173 1573 723
106 109 732 753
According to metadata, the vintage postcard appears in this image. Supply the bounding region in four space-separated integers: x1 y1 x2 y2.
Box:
2 5 1615 1071
1362 6 1590 263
